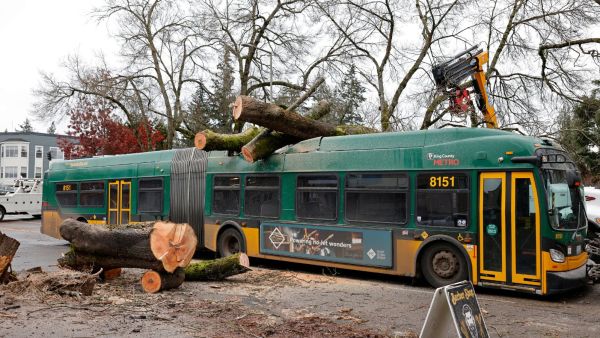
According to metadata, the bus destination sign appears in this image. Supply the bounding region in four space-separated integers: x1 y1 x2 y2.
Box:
260 223 392 268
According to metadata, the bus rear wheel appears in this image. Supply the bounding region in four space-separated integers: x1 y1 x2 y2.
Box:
421 242 468 288
218 228 245 257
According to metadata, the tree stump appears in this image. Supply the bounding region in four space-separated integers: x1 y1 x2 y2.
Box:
141 268 186 293
0 232 20 283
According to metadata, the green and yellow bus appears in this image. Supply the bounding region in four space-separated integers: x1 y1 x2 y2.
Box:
42 128 589 294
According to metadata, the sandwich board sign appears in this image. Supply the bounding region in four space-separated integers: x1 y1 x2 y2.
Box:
420 281 489 338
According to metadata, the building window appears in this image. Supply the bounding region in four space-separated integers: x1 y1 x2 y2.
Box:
4 146 18 158
212 176 240 215
20 167 27 179
79 181 104 207
56 183 77 207
21 146 27 158
35 167 42 179
49 147 63 160
35 146 43 158
345 173 408 224
296 174 338 221
416 173 469 227
244 176 279 218
4 166 18 179
138 178 163 213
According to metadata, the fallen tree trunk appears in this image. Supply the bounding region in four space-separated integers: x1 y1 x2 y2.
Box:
141 268 186 293
59 219 197 273
194 127 260 152
233 96 340 139
58 250 165 271
184 253 250 281
0 232 20 283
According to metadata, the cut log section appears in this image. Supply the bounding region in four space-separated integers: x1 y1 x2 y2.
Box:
0 232 20 283
185 253 251 281
241 130 300 163
194 127 260 151
101 268 122 281
59 219 197 273
141 268 185 293
58 250 164 271
233 96 340 139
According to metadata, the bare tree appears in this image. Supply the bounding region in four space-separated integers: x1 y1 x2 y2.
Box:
421 0 600 134
34 0 212 148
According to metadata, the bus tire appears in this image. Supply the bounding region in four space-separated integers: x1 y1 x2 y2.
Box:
217 228 245 258
420 242 468 288
0 206 5 221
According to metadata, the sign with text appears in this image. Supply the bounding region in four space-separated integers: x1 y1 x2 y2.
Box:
420 281 489 338
260 223 392 268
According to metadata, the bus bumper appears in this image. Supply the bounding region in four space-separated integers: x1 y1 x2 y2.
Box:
546 264 587 294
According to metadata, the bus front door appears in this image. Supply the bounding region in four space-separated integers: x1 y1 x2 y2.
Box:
479 172 541 288
108 180 131 225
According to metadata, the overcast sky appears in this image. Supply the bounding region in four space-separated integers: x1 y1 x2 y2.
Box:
0 0 118 134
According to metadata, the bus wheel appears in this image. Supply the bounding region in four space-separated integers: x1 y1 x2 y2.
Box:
0 206 5 221
421 243 468 288
218 228 245 257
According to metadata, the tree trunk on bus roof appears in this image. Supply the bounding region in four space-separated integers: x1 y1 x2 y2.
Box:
59 219 197 273
241 130 300 162
194 127 261 151
232 96 342 139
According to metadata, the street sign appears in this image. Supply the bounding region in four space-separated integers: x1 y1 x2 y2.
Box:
420 281 489 338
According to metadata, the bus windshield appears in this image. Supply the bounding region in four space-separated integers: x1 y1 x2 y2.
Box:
543 168 586 230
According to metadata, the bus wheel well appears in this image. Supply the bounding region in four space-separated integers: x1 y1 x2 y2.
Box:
0 205 5 221
76 217 88 223
416 237 472 286
216 224 246 257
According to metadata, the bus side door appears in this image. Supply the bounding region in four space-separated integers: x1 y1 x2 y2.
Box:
479 172 541 287
108 180 131 225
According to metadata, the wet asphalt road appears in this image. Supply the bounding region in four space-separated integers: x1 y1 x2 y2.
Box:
0 216 69 271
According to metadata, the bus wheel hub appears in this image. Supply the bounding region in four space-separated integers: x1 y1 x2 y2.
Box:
432 250 457 278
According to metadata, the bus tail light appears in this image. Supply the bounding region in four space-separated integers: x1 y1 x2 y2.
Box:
549 248 565 263
42 201 48 210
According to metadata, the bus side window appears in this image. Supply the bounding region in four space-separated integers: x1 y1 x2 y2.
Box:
56 183 78 207
79 181 105 207
244 176 279 218
138 178 163 213
212 176 240 215
345 173 408 224
416 173 469 227
296 174 338 221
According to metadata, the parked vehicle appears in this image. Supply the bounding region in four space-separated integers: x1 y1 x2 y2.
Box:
0 179 43 220
585 186 600 236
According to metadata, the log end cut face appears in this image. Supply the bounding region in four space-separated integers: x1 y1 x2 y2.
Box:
150 222 198 273
141 270 162 293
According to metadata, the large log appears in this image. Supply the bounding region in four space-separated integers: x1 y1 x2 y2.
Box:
58 250 165 271
194 127 260 151
184 253 250 281
0 232 20 283
141 268 186 293
59 219 197 273
233 95 341 139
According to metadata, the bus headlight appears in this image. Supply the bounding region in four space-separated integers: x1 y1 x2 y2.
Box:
550 248 565 263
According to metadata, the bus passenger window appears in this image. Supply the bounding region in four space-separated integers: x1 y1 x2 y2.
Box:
56 183 78 207
138 179 163 213
213 176 240 215
346 173 408 223
416 174 469 227
296 174 338 221
244 176 279 218
79 181 104 207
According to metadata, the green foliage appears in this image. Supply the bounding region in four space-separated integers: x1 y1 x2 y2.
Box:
559 84 600 181
18 118 34 133
186 48 235 141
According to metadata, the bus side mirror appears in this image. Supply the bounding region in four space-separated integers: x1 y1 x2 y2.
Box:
566 170 581 188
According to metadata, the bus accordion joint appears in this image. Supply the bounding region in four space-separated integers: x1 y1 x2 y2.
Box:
510 155 542 166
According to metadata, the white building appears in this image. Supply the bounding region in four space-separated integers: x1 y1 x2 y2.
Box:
0 132 75 186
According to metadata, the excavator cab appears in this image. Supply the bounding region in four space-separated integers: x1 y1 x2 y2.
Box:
432 46 498 128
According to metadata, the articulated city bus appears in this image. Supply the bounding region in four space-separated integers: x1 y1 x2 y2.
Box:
41 128 588 294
